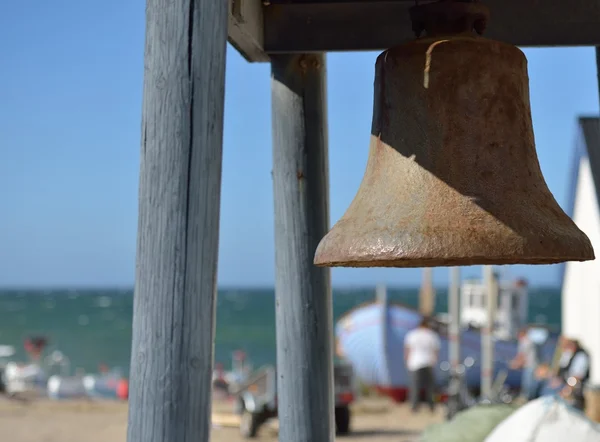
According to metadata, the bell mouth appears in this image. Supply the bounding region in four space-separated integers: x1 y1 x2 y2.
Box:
314 199 596 272
314 252 595 269
313 214 595 269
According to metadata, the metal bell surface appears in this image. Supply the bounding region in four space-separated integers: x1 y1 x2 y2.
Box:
314 36 594 268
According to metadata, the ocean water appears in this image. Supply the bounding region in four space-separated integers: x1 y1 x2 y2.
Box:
0 286 561 376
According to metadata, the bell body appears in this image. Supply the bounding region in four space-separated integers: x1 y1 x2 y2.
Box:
315 36 594 268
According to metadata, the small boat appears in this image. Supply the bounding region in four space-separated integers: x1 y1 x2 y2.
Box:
335 281 558 402
47 375 88 400
3 361 48 398
0 345 15 359
0 345 16 393
2 337 50 398
83 369 129 400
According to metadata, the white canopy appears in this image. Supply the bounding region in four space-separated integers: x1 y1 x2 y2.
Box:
486 397 600 442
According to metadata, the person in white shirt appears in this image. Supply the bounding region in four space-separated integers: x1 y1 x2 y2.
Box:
404 318 441 413
510 327 542 400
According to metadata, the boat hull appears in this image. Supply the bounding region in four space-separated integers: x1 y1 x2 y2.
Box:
336 302 557 401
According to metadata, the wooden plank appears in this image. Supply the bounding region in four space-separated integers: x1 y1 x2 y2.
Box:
263 1 600 53
127 0 228 441
271 53 334 442
228 0 268 62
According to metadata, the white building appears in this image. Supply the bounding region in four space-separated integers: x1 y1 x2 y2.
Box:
561 116 600 386
460 278 528 341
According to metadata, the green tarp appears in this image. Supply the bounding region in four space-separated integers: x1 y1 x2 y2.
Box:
420 405 518 442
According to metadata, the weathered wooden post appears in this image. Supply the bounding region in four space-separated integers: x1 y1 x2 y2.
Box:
127 1 228 441
419 268 436 316
271 53 334 442
448 267 461 370
481 266 497 400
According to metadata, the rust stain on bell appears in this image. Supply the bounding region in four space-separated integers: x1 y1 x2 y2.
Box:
314 34 594 268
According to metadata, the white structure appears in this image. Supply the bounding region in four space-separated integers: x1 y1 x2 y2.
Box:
3 362 47 397
485 397 600 442
0 345 15 359
460 277 528 340
561 117 600 386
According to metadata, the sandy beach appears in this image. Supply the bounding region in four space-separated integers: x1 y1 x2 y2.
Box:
0 397 443 442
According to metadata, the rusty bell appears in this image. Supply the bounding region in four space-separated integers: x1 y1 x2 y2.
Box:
314 36 594 268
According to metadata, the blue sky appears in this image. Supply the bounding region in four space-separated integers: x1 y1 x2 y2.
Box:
1 2 598 288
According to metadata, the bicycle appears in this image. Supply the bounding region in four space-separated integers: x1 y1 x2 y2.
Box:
440 357 477 420
441 357 516 420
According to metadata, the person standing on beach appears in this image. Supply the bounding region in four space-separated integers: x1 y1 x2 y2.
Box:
536 338 590 409
404 318 440 413
509 327 541 400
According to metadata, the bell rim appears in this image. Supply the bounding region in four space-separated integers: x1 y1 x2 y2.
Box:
313 252 595 268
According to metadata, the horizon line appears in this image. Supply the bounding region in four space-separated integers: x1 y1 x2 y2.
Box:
0 283 562 291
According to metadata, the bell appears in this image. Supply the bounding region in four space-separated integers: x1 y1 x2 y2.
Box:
314 3 594 268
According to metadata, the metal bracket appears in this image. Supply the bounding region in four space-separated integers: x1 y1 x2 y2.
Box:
410 0 490 38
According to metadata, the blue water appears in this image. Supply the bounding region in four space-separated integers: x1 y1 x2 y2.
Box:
0 286 561 375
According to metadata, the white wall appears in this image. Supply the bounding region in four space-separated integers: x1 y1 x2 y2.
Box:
562 155 600 384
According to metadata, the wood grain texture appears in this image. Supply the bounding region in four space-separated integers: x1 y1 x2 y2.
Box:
127 1 228 441
271 54 334 442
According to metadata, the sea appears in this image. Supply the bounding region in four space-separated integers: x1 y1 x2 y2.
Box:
0 286 561 376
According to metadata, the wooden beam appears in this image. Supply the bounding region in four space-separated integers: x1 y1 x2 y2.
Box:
271 53 334 442
263 1 600 53
228 0 268 62
127 1 228 441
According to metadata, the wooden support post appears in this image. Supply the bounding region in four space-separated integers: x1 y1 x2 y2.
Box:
419 268 436 317
271 53 334 442
481 266 496 400
448 267 461 370
228 0 268 62
127 1 228 441
376 284 391 384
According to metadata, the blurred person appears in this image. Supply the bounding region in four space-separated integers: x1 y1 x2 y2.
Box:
510 327 542 400
404 317 440 413
535 338 590 409
534 335 570 380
